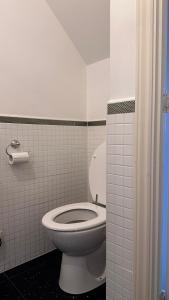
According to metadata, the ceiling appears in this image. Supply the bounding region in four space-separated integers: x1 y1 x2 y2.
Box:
46 0 110 65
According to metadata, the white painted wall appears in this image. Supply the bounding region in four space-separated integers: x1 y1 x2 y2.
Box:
0 0 86 120
47 0 110 65
87 59 110 120
110 0 136 99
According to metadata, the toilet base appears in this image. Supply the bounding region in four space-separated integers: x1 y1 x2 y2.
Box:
59 242 106 295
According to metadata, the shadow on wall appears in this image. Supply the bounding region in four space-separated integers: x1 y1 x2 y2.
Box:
9 162 36 182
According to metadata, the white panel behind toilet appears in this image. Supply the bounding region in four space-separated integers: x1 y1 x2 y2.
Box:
89 141 106 206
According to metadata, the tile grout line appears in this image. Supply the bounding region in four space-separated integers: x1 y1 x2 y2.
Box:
3 272 26 300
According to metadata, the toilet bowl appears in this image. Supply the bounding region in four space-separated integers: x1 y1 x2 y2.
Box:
42 142 106 294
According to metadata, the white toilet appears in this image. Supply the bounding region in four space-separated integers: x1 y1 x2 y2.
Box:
42 142 106 295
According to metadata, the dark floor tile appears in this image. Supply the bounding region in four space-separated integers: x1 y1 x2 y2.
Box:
9 267 105 300
0 273 6 283
0 278 24 300
2 250 105 300
6 250 61 279
57 285 106 300
88 283 106 300
4 250 61 300
56 284 106 300
8 263 60 299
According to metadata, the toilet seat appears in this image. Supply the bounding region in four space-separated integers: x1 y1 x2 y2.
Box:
42 202 106 232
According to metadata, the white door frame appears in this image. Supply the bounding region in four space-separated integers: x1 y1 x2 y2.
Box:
136 0 167 299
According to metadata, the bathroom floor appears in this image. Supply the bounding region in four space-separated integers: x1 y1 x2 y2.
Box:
0 250 106 300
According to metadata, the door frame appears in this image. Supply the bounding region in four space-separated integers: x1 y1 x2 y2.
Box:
136 0 167 299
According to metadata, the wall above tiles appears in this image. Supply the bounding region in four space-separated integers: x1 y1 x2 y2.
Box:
0 0 137 122
0 0 110 122
46 0 110 65
87 59 110 121
110 0 136 99
0 0 86 120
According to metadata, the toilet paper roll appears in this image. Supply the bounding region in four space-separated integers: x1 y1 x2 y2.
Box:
8 152 29 165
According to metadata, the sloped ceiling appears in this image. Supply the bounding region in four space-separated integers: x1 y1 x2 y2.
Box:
46 0 110 65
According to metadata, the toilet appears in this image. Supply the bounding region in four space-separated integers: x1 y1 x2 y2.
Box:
42 141 106 295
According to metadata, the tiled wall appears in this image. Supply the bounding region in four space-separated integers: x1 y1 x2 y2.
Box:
106 106 136 300
0 122 87 273
0 110 136 300
87 125 106 202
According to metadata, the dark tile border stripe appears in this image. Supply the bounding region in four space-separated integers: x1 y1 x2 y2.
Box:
0 116 87 126
87 120 106 126
0 116 106 126
107 100 135 114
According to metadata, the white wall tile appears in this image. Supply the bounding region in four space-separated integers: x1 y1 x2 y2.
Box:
0 123 87 272
107 112 136 300
0 123 106 273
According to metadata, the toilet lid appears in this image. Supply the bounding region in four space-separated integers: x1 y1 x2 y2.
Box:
89 141 106 206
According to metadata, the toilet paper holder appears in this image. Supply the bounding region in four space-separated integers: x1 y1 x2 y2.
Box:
6 139 20 158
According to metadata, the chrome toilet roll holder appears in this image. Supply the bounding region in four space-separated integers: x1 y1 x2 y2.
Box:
6 139 20 158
